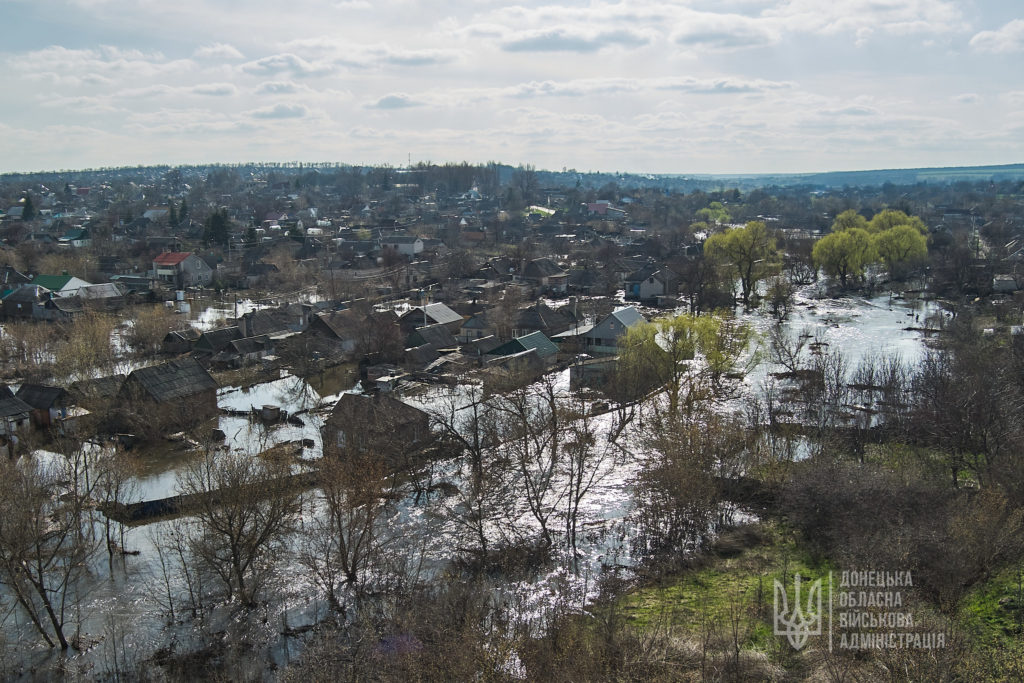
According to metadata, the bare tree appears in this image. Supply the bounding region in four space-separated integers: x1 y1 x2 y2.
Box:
0 455 96 649
426 384 508 559
177 450 301 606
301 455 394 611
492 380 560 548
559 392 614 568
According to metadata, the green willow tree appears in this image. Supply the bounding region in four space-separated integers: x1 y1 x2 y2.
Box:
617 312 756 418
874 224 928 279
830 208 868 232
704 220 777 308
813 228 877 289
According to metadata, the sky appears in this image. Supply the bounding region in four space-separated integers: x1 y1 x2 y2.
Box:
0 0 1022 175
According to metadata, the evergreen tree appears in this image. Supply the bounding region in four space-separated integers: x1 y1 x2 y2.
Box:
21 194 36 221
203 209 230 247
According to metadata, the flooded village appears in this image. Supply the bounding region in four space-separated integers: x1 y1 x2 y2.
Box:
0 163 1023 679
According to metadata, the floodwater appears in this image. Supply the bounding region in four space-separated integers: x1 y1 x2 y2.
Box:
127 365 358 503
3 286 945 678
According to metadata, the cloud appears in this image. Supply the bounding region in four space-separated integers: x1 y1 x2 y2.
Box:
192 82 238 96
494 76 791 99
241 53 335 78
765 0 964 38
381 48 461 66
366 93 423 109
970 19 1024 54
673 16 779 50
817 105 881 117
193 43 245 60
279 38 462 68
255 81 300 95
1000 91 1024 106
953 93 979 104
248 103 309 119
654 77 791 94
501 27 652 53
8 45 194 81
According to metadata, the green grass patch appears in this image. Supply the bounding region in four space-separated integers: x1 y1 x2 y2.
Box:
962 566 1024 647
619 522 831 652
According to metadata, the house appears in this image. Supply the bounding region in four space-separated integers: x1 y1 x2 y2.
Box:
69 374 125 409
625 265 678 302
237 308 300 338
41 295 85 321
142 208 170 222
0 394 33 432
322 393 431 466
0 265 31 289
58 227 91 248
307 310 360 354
119 357 219 433
521 258 568 293
162 328 201 355
380 235 424 258
512 302 574 339
569 357 619 390
152 252 215 288
487 331 559 365
31 273 91 296
305 308 402 361
15 384 71 429
583 306 647 355
457 313 493 342
211 335 274 369
73 283 129 312
484 349 545 388
399 302 464 335
194 326 243 355
993 274 1020 293
406 323 458 351
585 202 627 220
1 284 51 320
0 393 33 456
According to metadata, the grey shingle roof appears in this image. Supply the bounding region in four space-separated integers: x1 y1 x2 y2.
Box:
196 326 242 353
0 396 33 419
15 384 67 410
610 306 645 328
124 358 218 403
402 303 463 327
408 323 457 349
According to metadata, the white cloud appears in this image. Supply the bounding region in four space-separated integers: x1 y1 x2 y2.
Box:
970 19 1024 54
673 14 779 50
953 93 979 104
501 27 653 53
8 46 194 81
279 38 462 68
366 93 424 109
255 81 301 95
192 83 239 96
194 43 245 60
248 103 310 119
240 53 336 78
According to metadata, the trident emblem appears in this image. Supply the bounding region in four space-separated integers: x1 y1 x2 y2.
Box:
774 573 823 650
